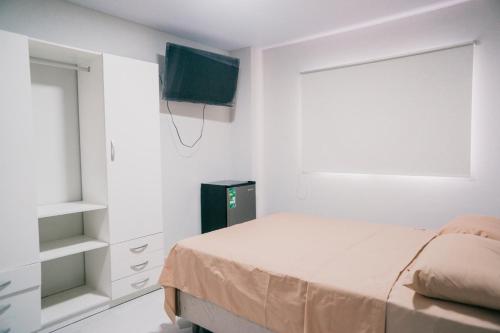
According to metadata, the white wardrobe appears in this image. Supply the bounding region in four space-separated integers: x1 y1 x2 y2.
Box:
0 29 164 332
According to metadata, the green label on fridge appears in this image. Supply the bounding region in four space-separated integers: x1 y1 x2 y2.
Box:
228 188 236 209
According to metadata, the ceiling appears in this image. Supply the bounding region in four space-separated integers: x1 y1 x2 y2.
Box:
67 0 464 51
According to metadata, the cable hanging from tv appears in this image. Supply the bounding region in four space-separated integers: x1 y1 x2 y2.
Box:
166 100 206 148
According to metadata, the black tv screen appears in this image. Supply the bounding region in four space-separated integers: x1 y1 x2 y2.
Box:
162 43 240 107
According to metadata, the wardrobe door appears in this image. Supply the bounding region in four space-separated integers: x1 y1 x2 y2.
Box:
0 30 39 271
103 54 163 244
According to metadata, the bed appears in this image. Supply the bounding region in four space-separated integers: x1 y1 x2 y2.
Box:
159 213 500 333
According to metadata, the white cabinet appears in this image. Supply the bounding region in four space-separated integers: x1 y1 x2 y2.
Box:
0 30 39 272
109 233 164 281
111 266 162 300
103 54 163 244
0 264 41 333
0 264 40 299
0 288 41 333
0 29 164 330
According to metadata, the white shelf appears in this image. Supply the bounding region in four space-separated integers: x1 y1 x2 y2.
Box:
40 235 108 262
37 201 107 219
41 285 110 328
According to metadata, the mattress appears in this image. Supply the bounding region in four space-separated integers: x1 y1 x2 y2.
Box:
178 285 500 333
160 213 436 333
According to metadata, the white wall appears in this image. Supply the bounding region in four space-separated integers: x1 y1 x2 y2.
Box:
228 47 258 180
0 0 253 250
259 0 500 229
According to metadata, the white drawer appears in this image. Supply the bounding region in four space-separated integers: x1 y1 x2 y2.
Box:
0 264 40 299
111 266 162 300
0 288 40 333
110 233 163 258
111 249 164 281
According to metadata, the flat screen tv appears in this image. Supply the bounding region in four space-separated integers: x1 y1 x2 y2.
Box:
162 43 240 107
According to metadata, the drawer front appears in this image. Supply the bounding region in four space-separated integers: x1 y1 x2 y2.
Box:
111 266 162 300
0 264 40 298
111 249 164 281
0 288 40 333
110 233 163 259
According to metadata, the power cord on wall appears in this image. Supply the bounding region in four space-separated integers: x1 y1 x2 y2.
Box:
166 100 206 148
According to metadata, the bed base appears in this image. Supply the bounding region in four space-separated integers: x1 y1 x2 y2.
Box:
177 291 273 333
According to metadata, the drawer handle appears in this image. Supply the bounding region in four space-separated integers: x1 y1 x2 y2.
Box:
129 244 148 253
1 328 11 333
0 304 11 316
130 261 149 272
131 278 150 289
0 281 11 291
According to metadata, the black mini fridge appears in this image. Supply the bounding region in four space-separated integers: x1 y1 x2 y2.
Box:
201 180 256 234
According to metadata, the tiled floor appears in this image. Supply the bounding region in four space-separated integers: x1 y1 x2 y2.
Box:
55 290 191 333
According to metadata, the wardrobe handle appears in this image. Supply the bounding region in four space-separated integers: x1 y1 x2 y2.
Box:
110 140 115 161
0 304 11 316
0 281 11 291
129 244 148 253
131 278 149 289
130 261 149 272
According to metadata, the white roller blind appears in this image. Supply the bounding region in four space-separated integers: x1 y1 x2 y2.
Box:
300 44 473 177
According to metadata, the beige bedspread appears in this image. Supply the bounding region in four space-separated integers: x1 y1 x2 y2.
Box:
159 213 435 333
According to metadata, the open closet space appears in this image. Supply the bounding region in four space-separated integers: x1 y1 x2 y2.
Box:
29 39 110 329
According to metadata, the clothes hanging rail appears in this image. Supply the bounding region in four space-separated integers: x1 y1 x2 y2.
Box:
30 56 91 72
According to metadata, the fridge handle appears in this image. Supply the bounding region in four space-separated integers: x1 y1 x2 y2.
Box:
110 140 115 162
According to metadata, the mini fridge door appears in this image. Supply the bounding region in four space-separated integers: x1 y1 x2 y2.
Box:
226 184 256 227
